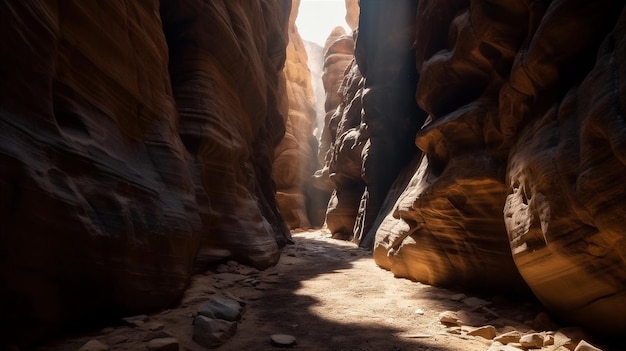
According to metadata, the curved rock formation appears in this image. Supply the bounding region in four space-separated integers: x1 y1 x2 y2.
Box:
318 0 626 336
501 2 626 335
0 0 291 346
373 0 528 293
162 0 292 271
314 28 361 238
274 0 328 229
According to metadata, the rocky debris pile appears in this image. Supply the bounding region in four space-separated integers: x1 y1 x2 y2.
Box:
435 294 608 351
192 296 243 348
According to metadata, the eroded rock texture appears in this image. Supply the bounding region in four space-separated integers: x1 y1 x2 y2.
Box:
373 0 528 294
0 0 291 345
500 1 626 335
314 32 360 237
320 0 626 335
274 0 328 229
162 0 292 270
317 1 423 246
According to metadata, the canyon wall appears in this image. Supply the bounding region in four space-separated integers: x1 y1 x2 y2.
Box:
319 0 626 335
0 0 291 346
274 0 328 229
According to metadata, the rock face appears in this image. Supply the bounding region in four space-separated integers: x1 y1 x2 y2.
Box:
274 0 328 229
162 0 292 270
0 0 291 346
313 18 364 239
371 0 527 292
318 0 626 335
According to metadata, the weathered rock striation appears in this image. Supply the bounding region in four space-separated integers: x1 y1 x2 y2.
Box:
319 0 626 336
314 32 359 237
0 0 291 346
274 0 328 229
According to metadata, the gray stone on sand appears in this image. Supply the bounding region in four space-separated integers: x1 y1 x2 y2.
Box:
197 296 242 322
270 334 297 347
192 315 237 349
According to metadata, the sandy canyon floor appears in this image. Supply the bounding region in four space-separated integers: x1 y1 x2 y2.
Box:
36 230 621 351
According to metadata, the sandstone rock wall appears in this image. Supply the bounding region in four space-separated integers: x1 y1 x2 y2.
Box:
274 0 328 229
0 0 291 345
319 0 626 335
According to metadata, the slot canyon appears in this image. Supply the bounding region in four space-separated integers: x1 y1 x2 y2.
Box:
0 0 625 350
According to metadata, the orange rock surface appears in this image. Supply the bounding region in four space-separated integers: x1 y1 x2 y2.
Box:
274 0 328 229
318 0 626 335
0 0 291 345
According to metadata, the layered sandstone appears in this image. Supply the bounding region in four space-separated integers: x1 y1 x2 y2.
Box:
0 0 291 346
319 0 626 335
314 30 360 238
274 0 328 229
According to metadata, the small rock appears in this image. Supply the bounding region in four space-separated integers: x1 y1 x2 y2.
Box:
270 334 297 347
439 311 460 325
223 292 247 305
143 331 173 342
555 327 590 351
573 340 603 351
216 264 232 273
447 327 463 335
78 340 109 351
146 337 179 351
214 272 247 283
226 260 239 267
197 296 242 322
192 315 237 349
123 315 149 327
494 331 521 344
108 335 129 345
100 327 115 334
145 323 165 331
456 310 487 326
519 333 544 349
467 325 496 340
450 293 466 301
237 266 258 276
462 297 490 308
414 308 425 315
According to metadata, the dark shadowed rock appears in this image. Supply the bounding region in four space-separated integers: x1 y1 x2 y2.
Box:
0 0 292 346
192 316 237 349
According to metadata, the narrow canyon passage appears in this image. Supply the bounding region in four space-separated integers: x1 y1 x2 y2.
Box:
1 0 626 350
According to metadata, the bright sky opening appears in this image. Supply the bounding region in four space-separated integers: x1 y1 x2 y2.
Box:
295 0 350 46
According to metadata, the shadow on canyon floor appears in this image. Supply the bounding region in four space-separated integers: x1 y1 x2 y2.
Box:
33 230 624 351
